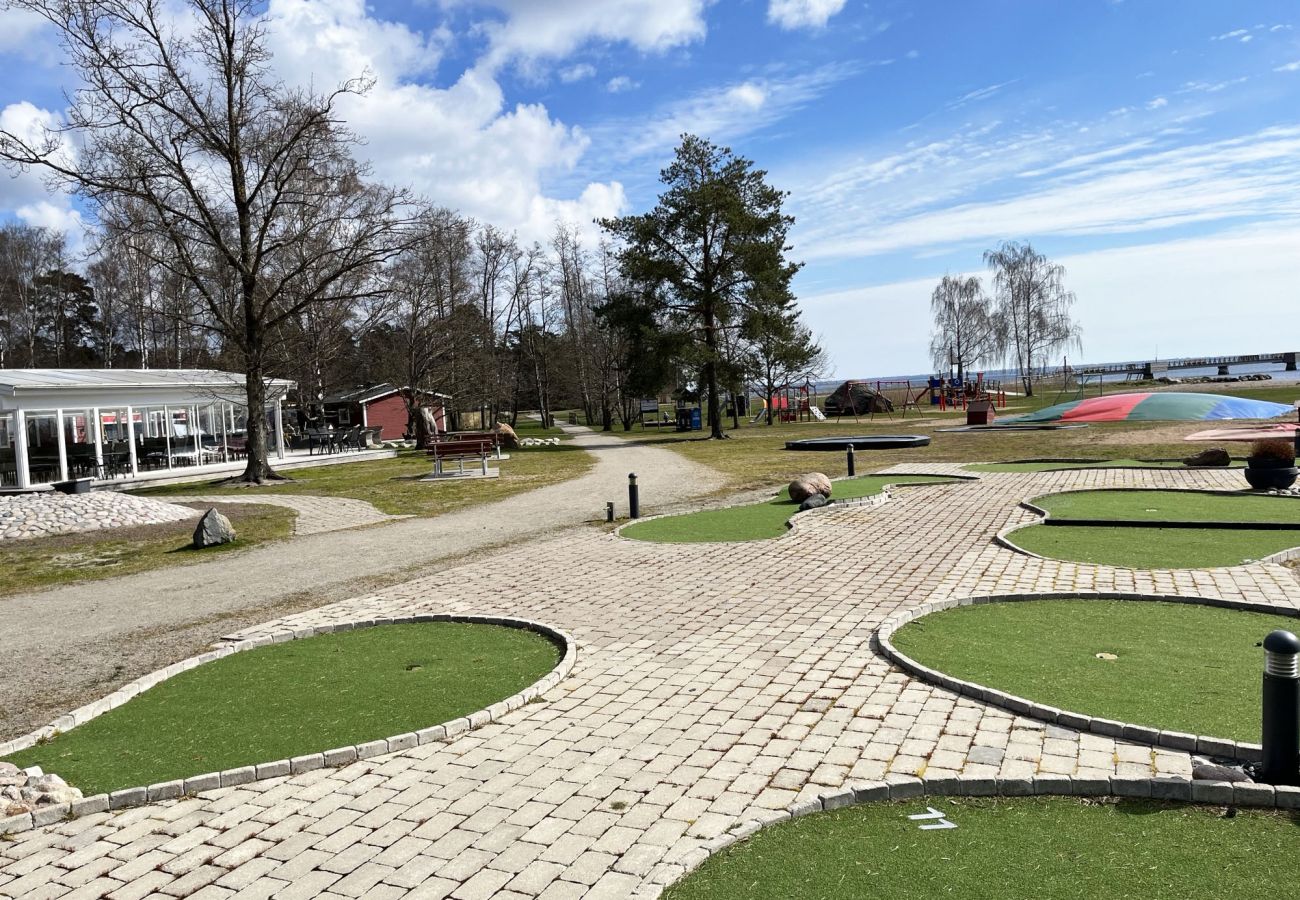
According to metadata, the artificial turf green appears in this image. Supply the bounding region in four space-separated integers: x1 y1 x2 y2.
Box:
4 623 560 795
1033 489 1300 524
664 798 1300 900
620 475 960 543
965 459 1192 472
1010 523 1300 568
891 599 1295 741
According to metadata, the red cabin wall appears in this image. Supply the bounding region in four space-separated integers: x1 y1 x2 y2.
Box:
364 395 409 440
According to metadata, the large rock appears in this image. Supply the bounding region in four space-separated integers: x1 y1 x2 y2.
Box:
193 508 236 548
788 472 833 503
1184 448 1231 467
493 422 520 450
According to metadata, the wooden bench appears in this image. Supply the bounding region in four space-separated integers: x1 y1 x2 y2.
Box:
426 438 495 477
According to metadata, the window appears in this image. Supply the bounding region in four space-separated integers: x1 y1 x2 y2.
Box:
338 406 351 425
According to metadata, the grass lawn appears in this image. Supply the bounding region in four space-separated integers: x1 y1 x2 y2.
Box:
134 420 594 518
664 797 1300 900
1033 489 1300 523
891 599 1295 741
1009 524 1300 568
4 622 560 795
0 503 295 598
620 475 960 543
965 459 1203 472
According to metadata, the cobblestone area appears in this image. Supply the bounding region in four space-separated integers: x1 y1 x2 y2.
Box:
164 495 404 536
0 492 198 542
2 465 1297 899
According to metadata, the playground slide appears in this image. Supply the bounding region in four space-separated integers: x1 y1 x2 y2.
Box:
810 405 826 421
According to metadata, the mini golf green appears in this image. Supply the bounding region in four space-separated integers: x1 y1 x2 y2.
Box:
891 599 1293 741
965 459 1192 472
4 622 560 796
664 798 1300 900
1010 524 1300 568
1034 489 1300 524
620 475 960 543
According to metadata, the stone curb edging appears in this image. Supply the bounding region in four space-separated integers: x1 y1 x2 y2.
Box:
874 590 1299 764
0 613 576 837
997 497 1300 567
612 474 973 543
634 772 1300 898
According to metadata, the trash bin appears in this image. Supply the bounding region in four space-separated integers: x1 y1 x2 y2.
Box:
53 477 94 495
966 399 995 426
690 408 702 430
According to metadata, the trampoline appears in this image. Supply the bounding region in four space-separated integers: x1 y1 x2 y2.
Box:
785 435 930 451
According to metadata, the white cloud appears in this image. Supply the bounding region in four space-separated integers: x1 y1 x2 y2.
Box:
559 63 596 83
1275 60 1300 72
471 0 707 68
262 0 626 243
767 0 848 31
0 101 82 243
1211 28 1250 41
605 75 640 93
1146 96 1168 109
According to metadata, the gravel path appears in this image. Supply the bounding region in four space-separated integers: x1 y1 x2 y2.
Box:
0 426 724 740
161 494 405 535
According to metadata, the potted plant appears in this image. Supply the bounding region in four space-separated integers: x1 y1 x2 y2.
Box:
1244 438 1298 490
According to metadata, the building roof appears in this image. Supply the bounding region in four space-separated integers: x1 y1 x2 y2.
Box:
0 369 294 410
323 383 450 405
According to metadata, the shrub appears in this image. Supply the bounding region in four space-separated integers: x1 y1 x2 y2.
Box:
1248 438 1296 465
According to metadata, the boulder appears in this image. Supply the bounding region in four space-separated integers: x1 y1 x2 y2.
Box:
0 762 21 787
1183 448 1231 468
193 508 236 548
799 494 829 512
1192 762 1251 783
493 421 520 450
788 472 833 503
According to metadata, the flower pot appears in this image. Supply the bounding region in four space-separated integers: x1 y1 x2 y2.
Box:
1244 461 1298 490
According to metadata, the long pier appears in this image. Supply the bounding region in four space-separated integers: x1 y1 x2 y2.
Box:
1077 351 1299 379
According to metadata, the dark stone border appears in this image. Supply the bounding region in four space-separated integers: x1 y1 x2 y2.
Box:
875 591 1300 764
0 614 576 836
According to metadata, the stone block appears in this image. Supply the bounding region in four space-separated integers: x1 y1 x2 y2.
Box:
1191 781 1234 805
1232 782 1276 807
1148 778 1192 802
289 754 324 775
109 786 148 809
147 780 184 801
323 747 357 767
221 767 256 788
256 760 290 779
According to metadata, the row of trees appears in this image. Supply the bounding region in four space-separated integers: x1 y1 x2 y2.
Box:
0 0 826 478
929 241 1081 396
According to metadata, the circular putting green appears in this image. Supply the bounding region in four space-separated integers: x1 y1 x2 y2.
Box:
891 598 1295 741
3 622 561 796
664 798 1300 900
621 475 960 543
1008 489 1300 568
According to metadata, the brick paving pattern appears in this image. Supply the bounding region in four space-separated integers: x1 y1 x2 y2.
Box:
3 465 1297 899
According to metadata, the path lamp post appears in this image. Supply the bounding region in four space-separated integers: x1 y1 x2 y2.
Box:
606 501 615 524
846 444 856 477
1262 629 1300 785
628 473 640 519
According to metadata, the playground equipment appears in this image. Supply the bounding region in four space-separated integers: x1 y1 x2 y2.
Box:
786 435 931 451
752 381 822 424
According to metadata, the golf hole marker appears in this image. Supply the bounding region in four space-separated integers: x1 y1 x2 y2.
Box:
908 807 957 830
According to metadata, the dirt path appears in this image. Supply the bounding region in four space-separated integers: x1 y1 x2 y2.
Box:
0 425 724 739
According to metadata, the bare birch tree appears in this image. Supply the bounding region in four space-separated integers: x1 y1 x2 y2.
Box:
928 274 998 383
984 241 1080 396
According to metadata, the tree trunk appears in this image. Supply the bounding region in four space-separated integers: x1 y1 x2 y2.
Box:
240 352 278 483
702 309 725 439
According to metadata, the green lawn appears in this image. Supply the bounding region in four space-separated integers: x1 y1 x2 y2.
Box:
665 798 1300 900
891 599 1294 741
135 419 594 518
0 503 295 598
620 475 960 543
1034 489 1300 523
1011 523 1300 568
965 459 1207 473
4 622 560 795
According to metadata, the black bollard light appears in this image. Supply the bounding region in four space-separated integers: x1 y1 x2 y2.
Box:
1262 629 1300 785
606 501 615 523
846 444 856 477
628 472 640 519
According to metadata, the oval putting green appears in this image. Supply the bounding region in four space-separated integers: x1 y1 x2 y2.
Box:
1010 523 1300 568
620 475 960 543
664 798 1300 900
891 599 1294 741
1032 489 1300 524
3 622 561 795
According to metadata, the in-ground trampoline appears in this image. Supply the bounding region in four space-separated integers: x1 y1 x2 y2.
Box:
785 435 930 451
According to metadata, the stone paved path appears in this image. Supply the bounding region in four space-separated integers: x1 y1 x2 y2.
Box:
164 495 404 536
3 465 1298 899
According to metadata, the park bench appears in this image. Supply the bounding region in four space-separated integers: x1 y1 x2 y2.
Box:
443 430 507 459
426 437 495 477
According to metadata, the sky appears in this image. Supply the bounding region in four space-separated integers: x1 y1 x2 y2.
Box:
2 0 1300 378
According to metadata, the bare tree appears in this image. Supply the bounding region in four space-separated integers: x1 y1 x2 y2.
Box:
0 0 412 482
0 224 63 367
928 274 998 383
984 241 1081 396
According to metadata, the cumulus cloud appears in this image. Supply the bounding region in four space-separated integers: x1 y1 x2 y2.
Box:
605 75 640 93
0 101 82 242
559 63 596 83
766 0 848 30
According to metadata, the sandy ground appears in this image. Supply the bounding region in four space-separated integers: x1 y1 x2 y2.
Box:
0 425 725 740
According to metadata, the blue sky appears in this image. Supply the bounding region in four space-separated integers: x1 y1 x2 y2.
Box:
3 0 1300 377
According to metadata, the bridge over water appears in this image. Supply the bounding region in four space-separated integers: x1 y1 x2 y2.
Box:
1077 351 1298 379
